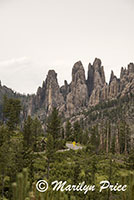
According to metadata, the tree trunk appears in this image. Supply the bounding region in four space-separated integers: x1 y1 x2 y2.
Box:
106 127 109 154
115 129 120 154
47 160 50 179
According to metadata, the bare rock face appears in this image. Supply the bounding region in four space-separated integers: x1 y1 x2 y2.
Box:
92 58 105 87
31 70 64 117
120 63 134 97
128 63 134 74
101 84 109 101
108 71 120 98
27 59 134 119
86 63 94 96
43 70 64 114
109 70 115 84
107 62 134 99
88 58 106 105
60 80 70 101
89 85 101 105
66 61 88 115
87 60 134 105
120 67 127 79
87 58 105 94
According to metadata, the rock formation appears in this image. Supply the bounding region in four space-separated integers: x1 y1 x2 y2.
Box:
26 58 134 119
30 70 64 117
87 58 106 105
66 61 88 116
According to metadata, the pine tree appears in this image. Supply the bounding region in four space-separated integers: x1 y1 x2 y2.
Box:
31 117 43 152
23 116 33 148
0 125 13 198
82 129 89 145
119 121 126 154
46 134 55 179
91 155 97 184
73 121 82 143
65 120 72 140
90 125 100 154
3 96 21 131
23 116 43 151
46 107 61 150
73 160 81 184
111 134 116 154
12 168 30 200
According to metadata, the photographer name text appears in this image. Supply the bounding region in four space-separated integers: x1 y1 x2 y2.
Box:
36 180 127 194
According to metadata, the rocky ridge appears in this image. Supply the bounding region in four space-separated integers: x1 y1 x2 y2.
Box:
28 58 134 119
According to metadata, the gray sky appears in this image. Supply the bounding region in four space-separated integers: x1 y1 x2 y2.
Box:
0 0 134 94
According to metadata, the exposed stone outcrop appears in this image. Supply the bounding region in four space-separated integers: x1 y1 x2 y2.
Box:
92 58 105 87
108 71 120 98
120 63 134 97
31 70 64 117
66 61 88 116
27 59 134 119
1 58 134 125
87 58 106 105
87 58 105 95
43 70 64 113
88 60 134 105
109 70 115 84
60 80 70 101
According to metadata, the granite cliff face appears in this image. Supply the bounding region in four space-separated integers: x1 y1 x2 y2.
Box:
28 58 134 119
65 61 88 116
87 58 106 105
28 70 65 117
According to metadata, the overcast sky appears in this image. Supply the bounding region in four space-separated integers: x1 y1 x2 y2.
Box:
0 0 134 94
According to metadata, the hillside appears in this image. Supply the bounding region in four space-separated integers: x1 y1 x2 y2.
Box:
25 58 134 121
1 59 134 200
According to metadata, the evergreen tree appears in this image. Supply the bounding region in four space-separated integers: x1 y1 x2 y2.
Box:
46 134 55 179
0 126 15 199
119 121 126 154
61 127 65 139
31 117 43 152
46 107 61 150
118 121 130 154
23 116 43 150
90 125 100 154
22 116 39 183
65 120 72 140
82 129 89 145
111 134 116 154
12 168 30 200
73 121 82 143
73 160 81 184
23 116 33 148
3 96 21 130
